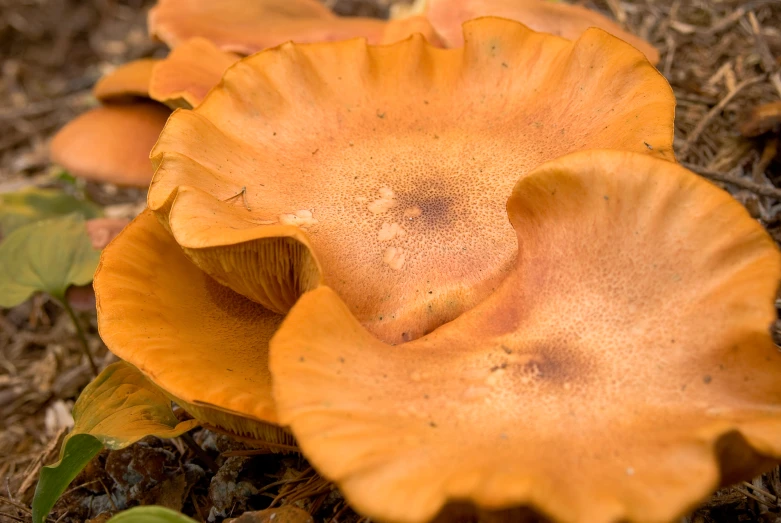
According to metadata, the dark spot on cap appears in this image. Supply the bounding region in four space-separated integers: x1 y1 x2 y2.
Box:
508 343 593 387
490 362 508 372
703 375 712 384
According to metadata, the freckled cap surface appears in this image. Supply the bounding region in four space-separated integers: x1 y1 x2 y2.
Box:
148 0 387 54
148 17 674 343
270 150 781 523
94 210 293 443
93 59 157 102
424 0 659 64
149 38 239 109
50 103 170 187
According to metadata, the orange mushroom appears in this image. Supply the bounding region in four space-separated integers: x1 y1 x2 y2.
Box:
380 16 444 47
50 103 170 187
149 38 240 109
49 59 168 188
93 209 311 442
50 44 241 187
413 0 659 64
148 0 387 54
269 150 781 523
148 18 674 343
93 59 157 102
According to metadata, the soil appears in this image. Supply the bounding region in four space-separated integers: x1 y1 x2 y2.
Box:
1 0 781 522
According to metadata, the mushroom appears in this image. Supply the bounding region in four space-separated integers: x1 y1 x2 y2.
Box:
147 17 675 343
49 42 241 188
50 5 443 189
93 209 310 442
269 149 781 523
49 58 169 188
149 38 240 109
92 58 158 102
148 0 389 54
401 0 660 64
49 103 170 187
380 16 444 47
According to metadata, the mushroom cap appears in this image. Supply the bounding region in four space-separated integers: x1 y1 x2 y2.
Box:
93 59 157 102
270 150 781 523
148 17 674 343
149 38 240 109
380 16 445 46
50 103 170 187
425 0 659 64
93 209 293 443
148 0 387 54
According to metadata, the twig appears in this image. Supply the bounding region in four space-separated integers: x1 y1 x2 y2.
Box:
190 492 205 522
733 485 773 507
747 11 781 99
221 441 300 455
704 0 780 35
62 480 100 497
331 502 350 523
222 186 251 211
98 479 118 512
678 75 766 158
0 91 91 120
604 0 627 24
0 512 28 522
741 480 778 502
180 433 218 473
0 497 31 515
682 162 781 199
254 475 312 495
59 299 98 377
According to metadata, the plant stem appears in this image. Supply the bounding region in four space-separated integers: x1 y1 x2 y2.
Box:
60 298 98 377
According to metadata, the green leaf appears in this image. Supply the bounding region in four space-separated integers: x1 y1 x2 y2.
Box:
0 188 101 236
107 506 198 523
53 170 79 187
32 434 104 523
32 362 200 523
0 213 101 307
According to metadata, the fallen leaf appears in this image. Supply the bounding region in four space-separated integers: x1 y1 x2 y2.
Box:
65 218 131 311
32 362 200 523
229 506 314 523
0 187 102 236
0 213 100 306
106 506 198 523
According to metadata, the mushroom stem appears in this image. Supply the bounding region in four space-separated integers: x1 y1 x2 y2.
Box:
59 297 98 377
